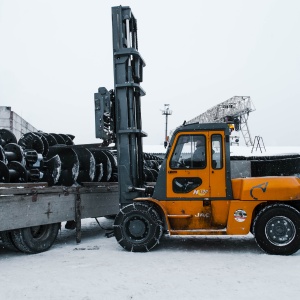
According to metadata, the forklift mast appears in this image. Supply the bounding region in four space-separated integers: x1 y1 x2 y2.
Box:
94 6 147 206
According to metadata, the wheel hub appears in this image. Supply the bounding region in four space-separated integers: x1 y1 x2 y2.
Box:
30 225 48 240
128 219 146 238
124 214 150 243
265 216 296 246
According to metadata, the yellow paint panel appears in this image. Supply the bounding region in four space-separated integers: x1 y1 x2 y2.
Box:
159 200 229 230
232 177 300 200
226 200 262 234
211 201 230 226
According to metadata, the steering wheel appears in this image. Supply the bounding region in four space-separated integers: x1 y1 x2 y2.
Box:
176 159 186 167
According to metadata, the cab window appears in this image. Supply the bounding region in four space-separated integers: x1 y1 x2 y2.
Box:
211 134 223 169
170 134 206 169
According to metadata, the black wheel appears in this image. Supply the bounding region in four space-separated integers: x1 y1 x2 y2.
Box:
0 231 19 252
253 204 300 255
10 223 60 254
114 202 163 252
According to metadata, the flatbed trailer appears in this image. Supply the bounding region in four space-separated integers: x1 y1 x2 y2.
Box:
0 182 119 253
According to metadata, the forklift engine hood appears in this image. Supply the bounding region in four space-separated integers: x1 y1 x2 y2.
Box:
232 176 300 201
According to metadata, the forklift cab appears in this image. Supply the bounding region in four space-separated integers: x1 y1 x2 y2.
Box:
153 123 233 200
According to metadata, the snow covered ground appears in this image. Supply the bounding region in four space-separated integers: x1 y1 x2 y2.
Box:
1 145 300 299
1 218 300 300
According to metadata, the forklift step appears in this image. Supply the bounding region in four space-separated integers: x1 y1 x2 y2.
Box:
167 214 192 219
169 229 227 236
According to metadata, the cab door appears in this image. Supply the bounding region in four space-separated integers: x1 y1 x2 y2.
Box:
166 131 227 199
166 133 211 199
209 132 227 198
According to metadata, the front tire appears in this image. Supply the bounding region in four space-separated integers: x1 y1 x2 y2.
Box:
114 202 163 252
10 223 60 254
253 204 300 255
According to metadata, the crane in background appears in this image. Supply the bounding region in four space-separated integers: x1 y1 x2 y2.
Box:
185 96 255 146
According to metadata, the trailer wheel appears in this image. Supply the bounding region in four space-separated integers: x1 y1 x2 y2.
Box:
10 223 60 254
114 203 163 252
0 231 19 252
253 204 300 255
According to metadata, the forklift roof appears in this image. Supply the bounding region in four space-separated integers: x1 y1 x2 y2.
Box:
174 122 230 134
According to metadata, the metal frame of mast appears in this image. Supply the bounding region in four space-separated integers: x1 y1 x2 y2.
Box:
94 6 147 206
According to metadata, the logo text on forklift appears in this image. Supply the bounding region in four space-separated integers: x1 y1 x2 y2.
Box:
193 189 208 196
195 212 210 218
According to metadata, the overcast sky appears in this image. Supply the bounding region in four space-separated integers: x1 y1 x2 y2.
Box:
1 0 300 146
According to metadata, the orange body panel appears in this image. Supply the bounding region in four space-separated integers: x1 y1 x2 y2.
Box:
135 198 231 231
226 200 262 234
232 177 300 201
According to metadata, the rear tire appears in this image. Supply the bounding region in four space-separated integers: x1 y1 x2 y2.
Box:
253 204 300 255
114 202 163 252
0 231 19 252
10 223 60 254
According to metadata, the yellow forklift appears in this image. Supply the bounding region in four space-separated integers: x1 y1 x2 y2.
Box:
97 6 300 255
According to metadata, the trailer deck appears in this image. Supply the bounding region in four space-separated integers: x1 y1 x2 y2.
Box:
0 182 119 244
